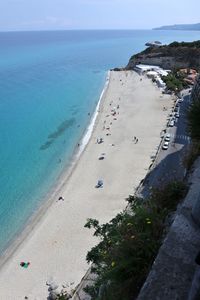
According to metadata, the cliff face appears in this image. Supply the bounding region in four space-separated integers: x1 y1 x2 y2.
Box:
126 41 200 70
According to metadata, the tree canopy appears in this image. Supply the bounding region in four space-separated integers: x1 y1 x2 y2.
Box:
188 93 200 139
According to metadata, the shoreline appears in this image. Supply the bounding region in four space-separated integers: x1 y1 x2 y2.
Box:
0 71 111 269
0 70 172 299
76 71 110 158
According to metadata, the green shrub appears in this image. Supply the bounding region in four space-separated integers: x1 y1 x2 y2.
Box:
149 181 187 212
188 94 200 140
84 182 187 300
183 142 200 170
162 73 188 92
169 41 200 48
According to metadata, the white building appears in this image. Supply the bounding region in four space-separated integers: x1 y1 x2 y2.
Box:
156 78 166 88
134 64 168 89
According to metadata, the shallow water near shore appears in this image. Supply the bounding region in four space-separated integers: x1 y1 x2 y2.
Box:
0 29 200 254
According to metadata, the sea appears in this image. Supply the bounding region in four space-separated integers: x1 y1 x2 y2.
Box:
0 29 200 255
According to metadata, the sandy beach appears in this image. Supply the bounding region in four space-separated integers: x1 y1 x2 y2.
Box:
0 71 172 299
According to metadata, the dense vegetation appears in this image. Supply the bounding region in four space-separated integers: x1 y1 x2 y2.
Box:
132 40 200 58
185 91 200 168
183 141 200 170
162 72 188 93
188 93 200 139
169 41 200 48
82 182 187 300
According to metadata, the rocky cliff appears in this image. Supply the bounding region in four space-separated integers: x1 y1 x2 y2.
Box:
126 41 200 70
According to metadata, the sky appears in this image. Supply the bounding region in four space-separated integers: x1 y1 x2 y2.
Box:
0 0 199 31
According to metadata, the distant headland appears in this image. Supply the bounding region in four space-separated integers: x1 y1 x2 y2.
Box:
153 23 200 31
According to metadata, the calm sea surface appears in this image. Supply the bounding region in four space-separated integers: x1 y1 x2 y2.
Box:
0 30 200 254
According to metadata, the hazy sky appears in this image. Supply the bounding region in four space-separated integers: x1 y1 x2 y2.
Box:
0 0 199 31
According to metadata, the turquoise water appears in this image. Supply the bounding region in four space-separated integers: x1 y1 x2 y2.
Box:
0 30 200 254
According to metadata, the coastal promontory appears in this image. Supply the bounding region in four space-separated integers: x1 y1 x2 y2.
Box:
126 40 200 70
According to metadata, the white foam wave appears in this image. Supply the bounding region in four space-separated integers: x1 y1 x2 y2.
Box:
76 71 110 158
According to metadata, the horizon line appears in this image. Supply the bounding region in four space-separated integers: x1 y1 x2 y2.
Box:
0 28 153 33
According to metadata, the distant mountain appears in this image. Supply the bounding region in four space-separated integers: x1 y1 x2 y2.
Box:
153 23 200 31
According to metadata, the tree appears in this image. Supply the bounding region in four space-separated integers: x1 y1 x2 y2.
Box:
188 94 200 140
